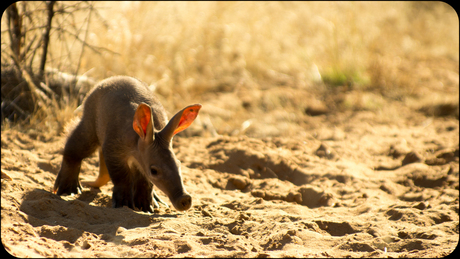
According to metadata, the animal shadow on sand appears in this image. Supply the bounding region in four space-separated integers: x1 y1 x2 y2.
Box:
19 188 176 244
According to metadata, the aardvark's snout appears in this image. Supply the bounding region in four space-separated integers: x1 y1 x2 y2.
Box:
174 194 192 211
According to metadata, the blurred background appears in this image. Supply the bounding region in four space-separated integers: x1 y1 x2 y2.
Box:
2 1 458 137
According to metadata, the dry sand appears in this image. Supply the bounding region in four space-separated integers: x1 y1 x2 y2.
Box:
2 102 458 257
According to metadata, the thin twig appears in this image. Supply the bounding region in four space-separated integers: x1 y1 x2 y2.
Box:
74 1 93 78
52 26 119 55
20 34 37 64
2 99 27 116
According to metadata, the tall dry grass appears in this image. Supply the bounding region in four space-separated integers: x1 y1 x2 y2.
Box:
2 1 458 136
81 2 457 89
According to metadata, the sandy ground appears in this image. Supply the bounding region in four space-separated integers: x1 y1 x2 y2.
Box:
2 95 458 258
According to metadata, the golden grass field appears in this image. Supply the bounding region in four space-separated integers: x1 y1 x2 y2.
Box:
2 1 458 135
88 2 458 138
3 2 455 127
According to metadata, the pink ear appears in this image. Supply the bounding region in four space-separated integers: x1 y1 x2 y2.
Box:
173 104 201 135
133 103 152 139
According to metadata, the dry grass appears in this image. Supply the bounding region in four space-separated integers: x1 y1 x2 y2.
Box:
81 2 457 88
2 1 458 136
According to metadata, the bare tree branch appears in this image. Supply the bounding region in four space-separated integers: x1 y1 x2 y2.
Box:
2 1 113 124
6 3 22 65
39 1 56 78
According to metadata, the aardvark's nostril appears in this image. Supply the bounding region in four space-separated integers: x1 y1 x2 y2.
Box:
176 194 192 211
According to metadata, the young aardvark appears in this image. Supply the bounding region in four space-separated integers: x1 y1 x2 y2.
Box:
53 76 201 212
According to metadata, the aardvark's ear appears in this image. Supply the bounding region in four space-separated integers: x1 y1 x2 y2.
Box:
159 104 202 142
133 103 155 142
